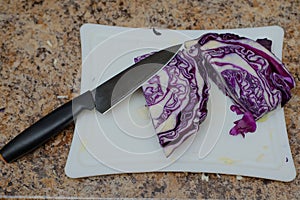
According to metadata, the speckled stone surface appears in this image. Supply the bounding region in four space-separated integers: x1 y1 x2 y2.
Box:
0 0 299 198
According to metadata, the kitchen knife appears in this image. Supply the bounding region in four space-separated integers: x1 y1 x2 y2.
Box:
0 44 182 163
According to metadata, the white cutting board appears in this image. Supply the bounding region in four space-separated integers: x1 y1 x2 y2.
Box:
65 24 296 181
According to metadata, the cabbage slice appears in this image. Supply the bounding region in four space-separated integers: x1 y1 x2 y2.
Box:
135 47 209 157
196 33 295 137
135 33 294 155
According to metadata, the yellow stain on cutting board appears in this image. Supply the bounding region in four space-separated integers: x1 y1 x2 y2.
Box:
77 138 99 167
257 113 269 123
256 153 265 162
269 131 273 140
79 139 88 152
263 145 269 150
137 106 150 120
219 157 239 165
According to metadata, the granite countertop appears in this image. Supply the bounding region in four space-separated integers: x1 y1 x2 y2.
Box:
0 0 299 198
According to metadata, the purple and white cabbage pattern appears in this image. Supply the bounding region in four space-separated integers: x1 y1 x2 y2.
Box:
197 33 295 137
134 33 294 156
135 48 209 157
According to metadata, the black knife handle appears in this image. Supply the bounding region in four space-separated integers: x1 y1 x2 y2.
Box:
0 91 95 163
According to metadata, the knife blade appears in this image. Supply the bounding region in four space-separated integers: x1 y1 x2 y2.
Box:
0 44 182 163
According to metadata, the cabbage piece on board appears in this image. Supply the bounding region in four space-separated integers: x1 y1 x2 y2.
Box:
135 48 209 157
196 33 295 137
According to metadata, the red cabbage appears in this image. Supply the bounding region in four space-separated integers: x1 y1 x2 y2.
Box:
196 33 295 136
134 33 294 155
135 48 209 156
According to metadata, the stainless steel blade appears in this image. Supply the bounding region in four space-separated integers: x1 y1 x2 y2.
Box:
92 44 182 114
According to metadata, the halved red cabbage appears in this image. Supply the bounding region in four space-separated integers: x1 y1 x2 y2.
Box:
196 33 295 137
135 48 209 156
